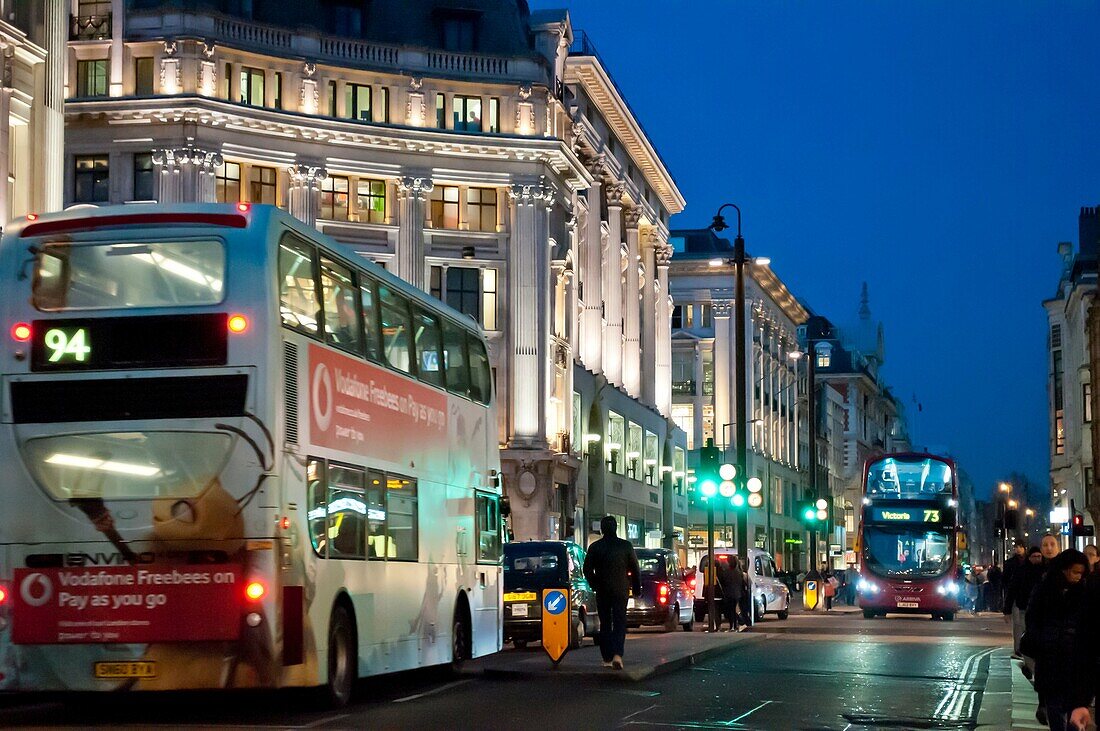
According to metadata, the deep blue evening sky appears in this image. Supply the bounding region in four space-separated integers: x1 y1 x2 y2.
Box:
533 0 1100 499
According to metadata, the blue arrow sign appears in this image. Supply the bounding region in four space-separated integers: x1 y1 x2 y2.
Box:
544 589 567 615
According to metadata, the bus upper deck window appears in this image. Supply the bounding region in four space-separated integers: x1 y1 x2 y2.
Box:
278 237 320 336
441 319 470 397
413 309 444 389
378 284 413 375
467 334 492 405
320 258 362 356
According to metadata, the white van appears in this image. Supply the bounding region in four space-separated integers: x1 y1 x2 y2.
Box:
693 548 791 623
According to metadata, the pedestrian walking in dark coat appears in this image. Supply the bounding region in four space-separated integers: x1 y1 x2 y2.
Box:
1023 549 1094 731
985 563 1003 613
583 516 641 670
1004 546 1044 657
716 556 743 632
1003 540 1027 611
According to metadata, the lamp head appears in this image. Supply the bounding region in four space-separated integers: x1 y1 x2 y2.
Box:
709 214 728 232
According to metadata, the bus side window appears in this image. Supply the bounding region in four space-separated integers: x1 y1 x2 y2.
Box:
327 463 366 560
366 470 390 559
476 492 501 563
386 475 419 560
441 319 470 397
320 258 362 356
414 309 445 389
278 236 321 337
467 334 492 405
307 457 327 557
378 283 414 375
360 277 382 362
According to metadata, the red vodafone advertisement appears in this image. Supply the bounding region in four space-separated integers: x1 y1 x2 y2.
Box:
309 343 447 454
12 566 243 644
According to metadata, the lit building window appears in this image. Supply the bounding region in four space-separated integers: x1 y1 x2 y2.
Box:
379 87 390 123
215 161 241 203
436 93 445 128
273 72 282 110
466 187 496 231
356 179 386 223
76 59 108 98
239 67 265 106
454 95 482 132
428 265 498 331
345 83 371 121
321 176 350 221
430 185 460 229
488 98 500 133
671 404 693 449
249 165 277 205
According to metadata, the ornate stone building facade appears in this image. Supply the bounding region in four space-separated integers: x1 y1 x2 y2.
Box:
62 1 687 547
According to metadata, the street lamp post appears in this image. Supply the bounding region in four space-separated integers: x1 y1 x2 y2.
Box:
997 482 1012 564
709 204 758 564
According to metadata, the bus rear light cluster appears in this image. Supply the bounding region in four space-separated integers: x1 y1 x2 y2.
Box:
227 314 249 334
10 323 31 342
245 581 266 602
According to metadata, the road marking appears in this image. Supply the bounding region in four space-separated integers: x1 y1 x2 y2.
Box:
726 700 773 725
933 646 996 722
301 714 351 728
622 703 658 722
392 678 472 704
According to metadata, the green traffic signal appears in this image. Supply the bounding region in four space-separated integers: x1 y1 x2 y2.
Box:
699 478 718 498
731 493 746 508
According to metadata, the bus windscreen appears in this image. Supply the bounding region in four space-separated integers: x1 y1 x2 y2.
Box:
865 456 953 498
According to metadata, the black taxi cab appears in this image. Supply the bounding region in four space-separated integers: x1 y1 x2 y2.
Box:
503 541 599 649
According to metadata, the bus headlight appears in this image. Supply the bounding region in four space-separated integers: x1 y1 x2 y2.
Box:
937 581 959 595
857 579 879 594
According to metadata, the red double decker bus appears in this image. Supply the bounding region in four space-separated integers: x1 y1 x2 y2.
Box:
856 453 961 621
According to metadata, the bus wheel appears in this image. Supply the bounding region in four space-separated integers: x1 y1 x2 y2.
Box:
942 612 955 622
451 603 471 671
324 603 356 708
862 609 876 619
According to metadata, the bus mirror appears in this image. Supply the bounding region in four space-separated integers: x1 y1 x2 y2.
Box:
499 496 511 517
490 470 502 489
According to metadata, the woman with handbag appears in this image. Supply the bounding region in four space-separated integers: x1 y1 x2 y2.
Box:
1023 549 1095 731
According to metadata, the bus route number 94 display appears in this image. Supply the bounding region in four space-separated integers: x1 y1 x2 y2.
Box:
44 327 91 363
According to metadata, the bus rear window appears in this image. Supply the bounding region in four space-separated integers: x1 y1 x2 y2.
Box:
33 240 225 311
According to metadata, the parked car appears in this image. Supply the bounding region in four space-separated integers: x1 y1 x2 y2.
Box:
626 548 695 632
503 541 599 649
693 548 791 623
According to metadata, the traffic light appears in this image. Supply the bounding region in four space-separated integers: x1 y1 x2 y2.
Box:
746 476 763 508
799 492 824 527
1072 514 1095 537
697 441 720 499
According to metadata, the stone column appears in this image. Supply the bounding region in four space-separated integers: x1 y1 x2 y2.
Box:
394 175 433 288
288 163 327 228
41 0 65 211
152 147 223 203
655 241 674 417
640 228 658 408
508 178 554 445
110 0 124 96
602 183 625 386
693 341 705 448
579 158 604 371
713 300 732 448
622 209 642 397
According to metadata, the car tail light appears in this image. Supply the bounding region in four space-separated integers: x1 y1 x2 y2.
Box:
658 583 670 605
245 581 266 601
0 584 7 605
688 578 696 590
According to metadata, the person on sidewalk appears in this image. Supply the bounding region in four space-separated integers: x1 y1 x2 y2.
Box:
1023 549 1094 731
716 556 743 632
583 516 641 671
1003 546 1044 657
1083 544 1099 590
985 562 1003 613
1002 540 1027 612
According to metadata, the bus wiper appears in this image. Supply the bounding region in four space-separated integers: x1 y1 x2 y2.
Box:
69 497 139 564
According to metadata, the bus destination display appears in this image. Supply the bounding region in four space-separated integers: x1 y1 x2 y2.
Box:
867 506 948 525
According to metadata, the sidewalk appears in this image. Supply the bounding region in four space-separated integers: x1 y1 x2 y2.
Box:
469 628 766 682
975 649 1045 730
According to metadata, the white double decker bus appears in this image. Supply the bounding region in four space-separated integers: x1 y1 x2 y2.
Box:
0 204 502 705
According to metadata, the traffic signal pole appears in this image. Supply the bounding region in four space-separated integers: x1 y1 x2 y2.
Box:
806 339 818 573
706 491 717 632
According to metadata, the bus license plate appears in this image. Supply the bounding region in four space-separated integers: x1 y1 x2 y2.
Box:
896 601 919 608
511 604 528 618
94 661 157 679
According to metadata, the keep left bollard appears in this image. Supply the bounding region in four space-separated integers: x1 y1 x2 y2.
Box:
541 588 570 666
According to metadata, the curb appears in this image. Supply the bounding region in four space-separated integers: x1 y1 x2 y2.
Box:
478 634 769 682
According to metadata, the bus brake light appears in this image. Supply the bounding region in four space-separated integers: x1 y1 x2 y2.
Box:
25 213 37 221
280 516 290 530
227 314 249 334
236 203 250 213
10 323 31 342
0 585 7 605
245 581 266 601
